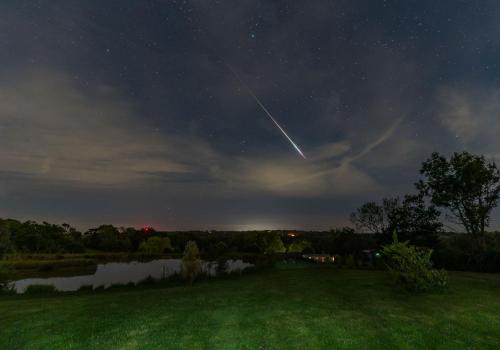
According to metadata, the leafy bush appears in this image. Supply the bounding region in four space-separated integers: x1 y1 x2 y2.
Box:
287 240 313 253
181 241 202 285
264 235 286 254
138 236 173 254
383 233 447 292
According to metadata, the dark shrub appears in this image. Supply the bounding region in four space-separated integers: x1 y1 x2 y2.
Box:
0 262 13 290
483 250 500 273
344 254 357 268
25 284 56 294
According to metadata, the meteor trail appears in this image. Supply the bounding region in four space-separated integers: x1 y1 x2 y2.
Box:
226 64 307 159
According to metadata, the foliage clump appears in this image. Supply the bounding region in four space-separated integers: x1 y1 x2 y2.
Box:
287 240 312 253
83 225 130 252
383 233 447 292
181 241 202 285
263 234 286 254
138 236 173 254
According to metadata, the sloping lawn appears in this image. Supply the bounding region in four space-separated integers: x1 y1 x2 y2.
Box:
1 267 500 349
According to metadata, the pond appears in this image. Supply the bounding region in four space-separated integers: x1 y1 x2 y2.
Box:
11 259 253 294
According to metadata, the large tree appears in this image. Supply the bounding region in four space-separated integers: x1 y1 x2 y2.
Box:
83 225 131 252
417 151 500 252
351 195 442 247
385 194 442 247
349 201 387 234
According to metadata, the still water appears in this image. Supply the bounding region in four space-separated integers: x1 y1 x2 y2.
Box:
11 259 253 294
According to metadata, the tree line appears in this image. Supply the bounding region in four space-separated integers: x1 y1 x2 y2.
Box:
0 218 361 258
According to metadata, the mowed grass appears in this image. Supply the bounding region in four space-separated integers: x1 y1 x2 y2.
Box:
1 267 500 349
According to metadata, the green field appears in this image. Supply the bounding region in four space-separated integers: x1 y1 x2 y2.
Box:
1 267 500 349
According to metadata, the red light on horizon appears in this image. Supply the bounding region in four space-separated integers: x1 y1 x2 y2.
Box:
142 226 154 233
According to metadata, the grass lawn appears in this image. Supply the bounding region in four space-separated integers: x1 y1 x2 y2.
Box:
1 267 500 349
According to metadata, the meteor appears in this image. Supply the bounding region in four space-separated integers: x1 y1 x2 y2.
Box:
226 65 306 159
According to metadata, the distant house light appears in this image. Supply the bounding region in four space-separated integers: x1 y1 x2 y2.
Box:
302 254 335 263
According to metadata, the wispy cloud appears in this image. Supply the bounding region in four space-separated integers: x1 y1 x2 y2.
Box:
210 118 402 197
0 68 216 186
437 85 500 144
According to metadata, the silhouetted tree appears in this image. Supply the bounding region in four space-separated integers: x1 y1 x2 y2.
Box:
83 225 131 252
350 201 388 233
123 227 144 252
417 152 500 253
351 195 442 247
386 194 442 247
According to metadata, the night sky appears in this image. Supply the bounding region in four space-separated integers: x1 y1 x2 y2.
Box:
1 1 500 230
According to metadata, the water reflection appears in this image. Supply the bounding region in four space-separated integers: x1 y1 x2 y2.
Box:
12 259 253 294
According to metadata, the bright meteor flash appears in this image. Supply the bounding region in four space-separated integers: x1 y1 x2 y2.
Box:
226 64 307 159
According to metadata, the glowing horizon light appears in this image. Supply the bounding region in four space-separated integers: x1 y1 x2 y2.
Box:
142 226 154 233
